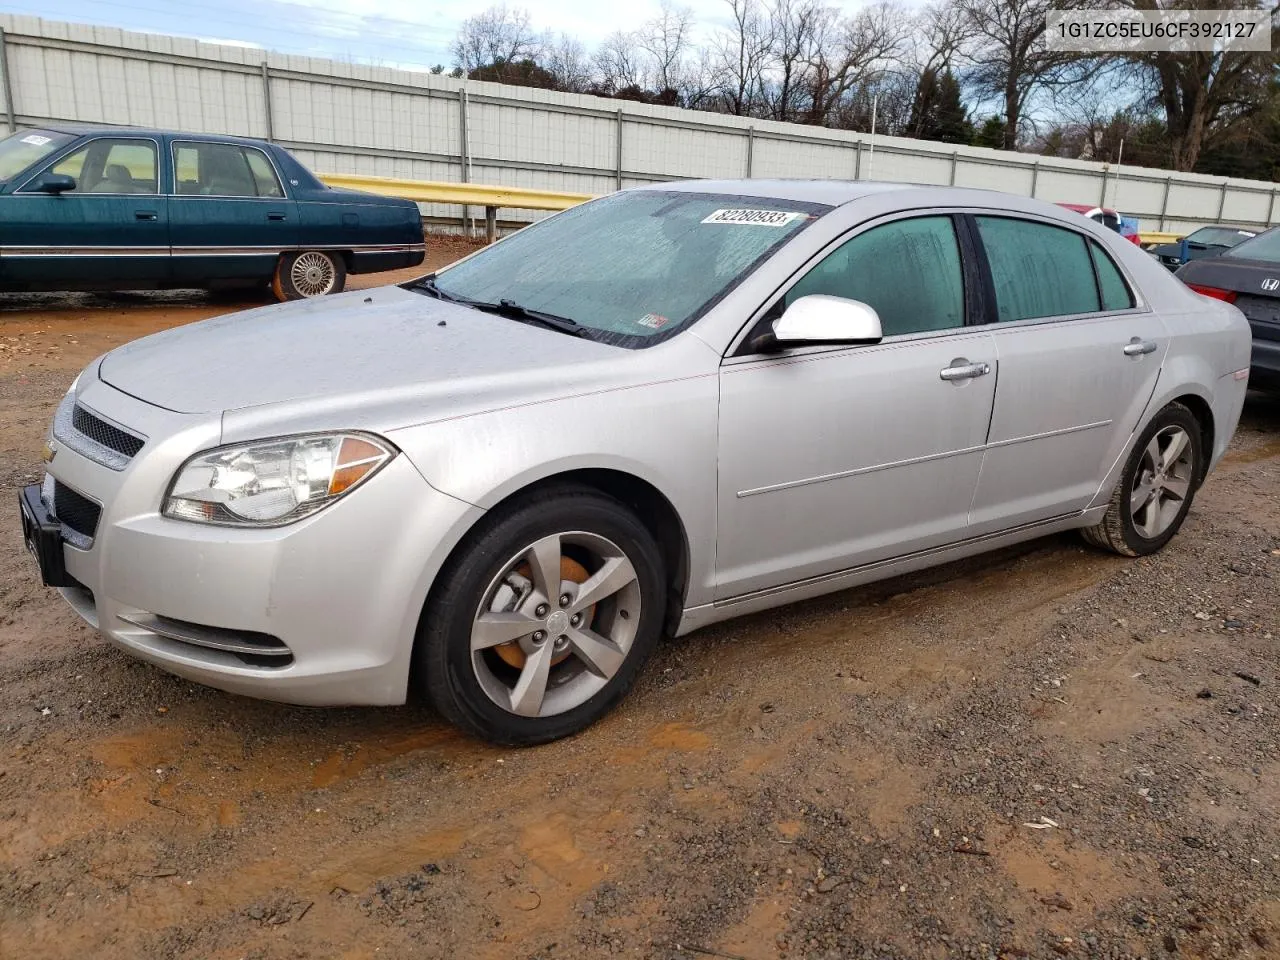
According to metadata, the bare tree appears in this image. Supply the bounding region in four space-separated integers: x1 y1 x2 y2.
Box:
593 29 646 93
1125 0 1278 170
544 33 594 93
712 0 774 115
801 2 911 126
765 0 830 121
956 0 1094 150
638 2 696 96
452 5 542 72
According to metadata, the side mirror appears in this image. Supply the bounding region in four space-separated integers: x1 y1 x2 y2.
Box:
763 294 883 349
29 173 76 194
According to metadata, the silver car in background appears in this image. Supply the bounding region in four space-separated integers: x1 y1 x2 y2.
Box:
20 180 1251 744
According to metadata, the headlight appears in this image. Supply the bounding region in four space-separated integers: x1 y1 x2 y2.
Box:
163 432 395 526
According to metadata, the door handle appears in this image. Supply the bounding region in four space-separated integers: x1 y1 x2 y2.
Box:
939 360 991 382
267 213 287 221
1123 338 1158 357
134 211 158 221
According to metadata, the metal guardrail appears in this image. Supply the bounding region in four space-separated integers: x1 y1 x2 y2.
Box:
324 172 1192 248
318 173 592 242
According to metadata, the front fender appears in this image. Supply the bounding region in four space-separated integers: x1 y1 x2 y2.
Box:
386 376 721 608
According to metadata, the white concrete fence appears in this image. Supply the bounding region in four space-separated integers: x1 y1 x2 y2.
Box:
2 13 1278 235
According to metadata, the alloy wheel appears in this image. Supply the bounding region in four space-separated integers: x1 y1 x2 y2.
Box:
1129 425 1195 539
470 531 642 718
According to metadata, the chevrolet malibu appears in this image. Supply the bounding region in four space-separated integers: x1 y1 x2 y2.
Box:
20 180 1251 745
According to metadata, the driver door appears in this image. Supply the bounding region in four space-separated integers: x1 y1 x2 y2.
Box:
715 214 998 600
2 136 169 286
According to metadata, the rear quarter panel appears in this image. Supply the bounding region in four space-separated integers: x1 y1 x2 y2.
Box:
293 188 424 249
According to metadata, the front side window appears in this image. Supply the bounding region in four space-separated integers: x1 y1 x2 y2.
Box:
38 138 157 194
0 129 75 182
174 141 283 197
430 190 827 346
976 216 1101 322
784 215 965 337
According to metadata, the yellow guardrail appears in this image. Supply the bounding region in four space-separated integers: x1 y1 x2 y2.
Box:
324 172 1197 248
318 173 592 210
319 173 592 241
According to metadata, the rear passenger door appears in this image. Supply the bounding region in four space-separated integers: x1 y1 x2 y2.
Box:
168 139 297 284
967 215 1167 534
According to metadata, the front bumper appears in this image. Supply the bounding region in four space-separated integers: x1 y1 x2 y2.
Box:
28 376 482 706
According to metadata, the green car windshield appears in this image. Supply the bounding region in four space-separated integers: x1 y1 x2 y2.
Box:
0 129 75 183
431 190 828 346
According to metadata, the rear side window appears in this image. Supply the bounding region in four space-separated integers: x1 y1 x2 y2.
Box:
173 141 284 197
785 215 965 336
976 216 1101 322
1090 241 1135 311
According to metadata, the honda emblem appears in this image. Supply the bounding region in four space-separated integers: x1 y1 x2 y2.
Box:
1263 278 1280 292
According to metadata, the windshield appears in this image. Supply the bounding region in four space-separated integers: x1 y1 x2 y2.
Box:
428 190 828 346
1187 226 1255 248
1224 227 1280 262
0 129 74 182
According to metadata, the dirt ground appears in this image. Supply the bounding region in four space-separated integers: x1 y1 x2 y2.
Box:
1 241 1279 960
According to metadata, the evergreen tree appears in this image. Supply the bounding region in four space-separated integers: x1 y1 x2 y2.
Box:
973 115 1006 149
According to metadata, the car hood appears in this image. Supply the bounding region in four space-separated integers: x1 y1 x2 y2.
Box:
98 286 628 418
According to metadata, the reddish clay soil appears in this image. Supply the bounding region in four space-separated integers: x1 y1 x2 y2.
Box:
1 239 1278 959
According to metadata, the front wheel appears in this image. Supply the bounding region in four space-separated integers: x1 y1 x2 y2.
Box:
272 250 346 301
1082 402 1203 557
416 487 667 745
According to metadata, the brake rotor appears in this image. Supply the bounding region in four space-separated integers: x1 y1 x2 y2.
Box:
493 555 595 669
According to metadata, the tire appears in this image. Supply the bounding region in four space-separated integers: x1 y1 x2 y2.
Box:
416 485 667 746
271 250 346 301
1081 402 1203 557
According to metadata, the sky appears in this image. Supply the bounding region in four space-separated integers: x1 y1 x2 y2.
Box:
5 0 739 71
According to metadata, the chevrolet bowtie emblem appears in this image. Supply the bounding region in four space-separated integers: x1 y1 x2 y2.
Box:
41 442 56 463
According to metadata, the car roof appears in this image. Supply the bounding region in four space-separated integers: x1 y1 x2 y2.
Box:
27 122 274 148
637 178 1109 223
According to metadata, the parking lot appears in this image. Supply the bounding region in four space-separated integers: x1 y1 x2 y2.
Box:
1 239 1279 959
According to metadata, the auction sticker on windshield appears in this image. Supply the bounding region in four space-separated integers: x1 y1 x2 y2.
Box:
20 134 52 146
702 208 803 227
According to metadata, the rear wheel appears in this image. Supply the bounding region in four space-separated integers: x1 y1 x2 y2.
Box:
1082 402 1203 557
417 487 666 745
271 250 346 301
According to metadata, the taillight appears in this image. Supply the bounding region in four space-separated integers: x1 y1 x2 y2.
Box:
1185 283 1237 303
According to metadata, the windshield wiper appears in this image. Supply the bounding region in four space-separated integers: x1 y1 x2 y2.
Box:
412 280 590 338
471 299 591 338
413 276 471 303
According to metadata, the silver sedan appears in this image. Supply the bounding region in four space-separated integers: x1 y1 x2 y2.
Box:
20 180 1252 744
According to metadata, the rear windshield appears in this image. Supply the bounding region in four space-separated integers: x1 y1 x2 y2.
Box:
1224 228 1280 262
1188 226 1255 248
430 190 828 347
0 129 75 182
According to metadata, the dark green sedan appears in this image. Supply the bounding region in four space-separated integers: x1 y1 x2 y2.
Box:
0 125 425 299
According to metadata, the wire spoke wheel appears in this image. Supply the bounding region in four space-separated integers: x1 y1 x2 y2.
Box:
470 530 642 718
289 251 338 297
1129 424 1195 540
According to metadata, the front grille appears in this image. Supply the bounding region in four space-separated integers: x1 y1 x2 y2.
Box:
53 481 101 539
72 405 145 458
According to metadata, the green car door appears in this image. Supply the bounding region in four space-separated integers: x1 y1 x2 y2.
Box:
0 135 169 287
168 139 298 285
